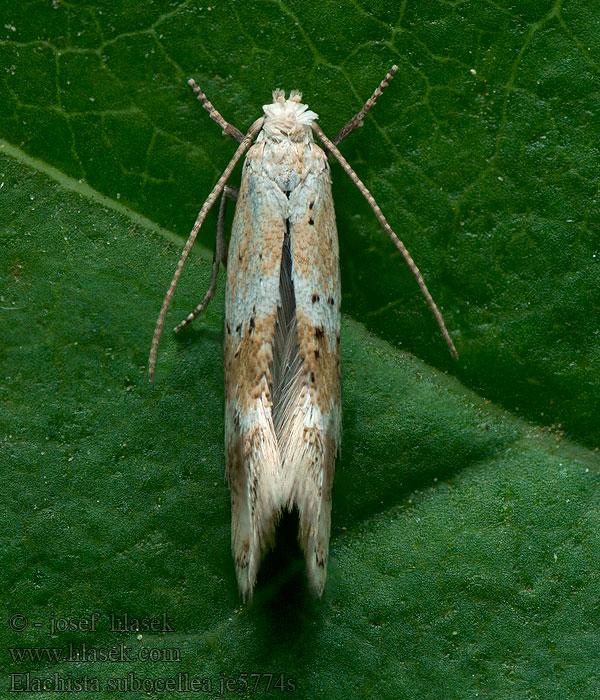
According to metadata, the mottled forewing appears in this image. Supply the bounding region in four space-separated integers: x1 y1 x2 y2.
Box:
285 143 342 595
224 142 287 599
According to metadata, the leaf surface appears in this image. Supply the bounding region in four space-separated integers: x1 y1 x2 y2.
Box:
1 2 599 697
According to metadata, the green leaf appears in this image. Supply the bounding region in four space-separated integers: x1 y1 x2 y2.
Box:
1 2 599 697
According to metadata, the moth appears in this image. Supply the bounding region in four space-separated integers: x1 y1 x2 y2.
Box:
148 66 457 600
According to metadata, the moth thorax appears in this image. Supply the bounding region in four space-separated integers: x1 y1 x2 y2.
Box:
262 90 319 143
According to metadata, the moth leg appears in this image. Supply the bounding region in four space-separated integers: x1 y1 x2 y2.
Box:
333 65 398 145
174 185 239 333
188 79 245 144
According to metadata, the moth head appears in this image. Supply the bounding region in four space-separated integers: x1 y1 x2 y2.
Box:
262 90 318 142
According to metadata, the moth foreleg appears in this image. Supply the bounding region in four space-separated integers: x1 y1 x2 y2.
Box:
333 65 398 145
174 185 238 333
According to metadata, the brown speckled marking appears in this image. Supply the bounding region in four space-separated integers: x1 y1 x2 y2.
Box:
225 314 277 407
295 310 340 414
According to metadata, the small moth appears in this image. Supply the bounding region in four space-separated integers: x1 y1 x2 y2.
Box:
149 66 457 600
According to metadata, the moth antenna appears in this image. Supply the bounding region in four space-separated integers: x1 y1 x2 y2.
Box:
312 122 458 360
334 65 399 145
148 116 265 381
188 78 245 144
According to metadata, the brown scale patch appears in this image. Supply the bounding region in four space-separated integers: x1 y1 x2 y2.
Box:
225 314 277 411
236 547 249 569
294 142 306 173
295 309 340 414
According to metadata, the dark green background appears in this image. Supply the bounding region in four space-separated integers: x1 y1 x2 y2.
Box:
1 1 599 698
